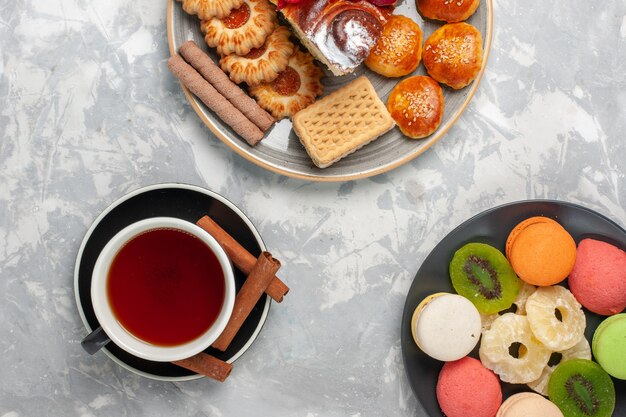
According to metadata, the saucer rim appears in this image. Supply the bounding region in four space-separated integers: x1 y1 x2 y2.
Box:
73 182 270 381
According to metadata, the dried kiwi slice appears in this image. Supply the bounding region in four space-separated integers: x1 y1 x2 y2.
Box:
548 358 615 417
449 243 521 314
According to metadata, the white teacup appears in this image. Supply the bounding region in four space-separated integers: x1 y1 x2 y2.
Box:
88 217 235 362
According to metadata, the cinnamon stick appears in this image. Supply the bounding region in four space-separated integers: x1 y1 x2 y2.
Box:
167 54 264 145
172 353 232 382
212 252 281 351
178 41 275 132
196 215 289 302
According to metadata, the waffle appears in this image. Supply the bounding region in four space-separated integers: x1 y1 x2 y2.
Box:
292 76 395 168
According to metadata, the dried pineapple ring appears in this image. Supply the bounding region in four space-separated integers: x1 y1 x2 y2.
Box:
481 283 537 333
526 285 586 351
479 313 551 384
513 282 537 315
527 336 591 396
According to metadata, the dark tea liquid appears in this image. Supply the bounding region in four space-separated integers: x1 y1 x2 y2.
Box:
107 228 225 346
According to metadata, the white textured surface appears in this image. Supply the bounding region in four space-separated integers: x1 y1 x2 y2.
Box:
0 0 625 416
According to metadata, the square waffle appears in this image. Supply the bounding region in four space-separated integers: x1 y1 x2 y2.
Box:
292 76 395 168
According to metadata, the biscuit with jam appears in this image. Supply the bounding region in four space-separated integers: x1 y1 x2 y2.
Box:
177 0 244 20
220 26 295 86
249 49 324 119
201 0 277 56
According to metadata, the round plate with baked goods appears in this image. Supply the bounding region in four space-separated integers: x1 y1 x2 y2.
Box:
168 0 492 181
401 200 626 417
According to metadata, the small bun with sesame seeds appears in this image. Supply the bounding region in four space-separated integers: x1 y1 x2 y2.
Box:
422 22 483 89
365 15 423 78
416 0 480 23
386 75 444 139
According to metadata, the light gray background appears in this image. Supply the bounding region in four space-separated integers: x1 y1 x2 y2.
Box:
1 0 625 416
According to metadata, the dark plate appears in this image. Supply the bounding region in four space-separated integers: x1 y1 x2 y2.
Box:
74 183 270 381
401 200 626 416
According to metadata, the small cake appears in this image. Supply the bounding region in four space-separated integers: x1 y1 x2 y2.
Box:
220 26 295 86
416 0 481 23
386 75 444 139
273 0 394 76
422 22 483 89
496 393 564 417
505 216 576 286
365 15 423 77
249 49 324 119
410 293 482 361
568 238 626 315
437 357 502 417
292 76 394 168
177 0 244 20
592 314 626 379
201 0 277 56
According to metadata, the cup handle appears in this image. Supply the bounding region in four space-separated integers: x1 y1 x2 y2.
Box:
81 326 111 355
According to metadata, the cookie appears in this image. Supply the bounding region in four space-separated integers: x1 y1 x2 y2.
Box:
201 0 277 56
249 49 324 119
220 26 295 86
291 76 394 168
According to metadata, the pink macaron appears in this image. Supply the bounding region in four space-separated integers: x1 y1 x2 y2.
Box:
437 356 502 417
568 238 626 316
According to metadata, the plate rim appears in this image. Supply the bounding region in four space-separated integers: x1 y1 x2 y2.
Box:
73 182 270 381
166 0 494 182
400 199 626 414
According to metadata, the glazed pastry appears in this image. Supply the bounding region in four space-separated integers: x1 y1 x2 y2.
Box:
273 0 394 76
220 26 295 86
201 0 277 56
365 15 423 78
249 49 324 119
177 0 244 20
422 22 483 89
386 75 444 139
417 0 480 23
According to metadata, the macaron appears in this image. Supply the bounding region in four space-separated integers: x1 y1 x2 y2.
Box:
568 238 626 315
592 313 626 379
496 392 563 417
437 356 502 417
505 216 576 286
411 293 482 361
